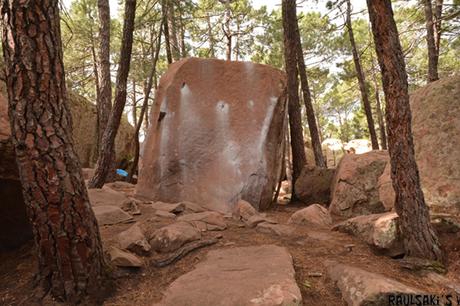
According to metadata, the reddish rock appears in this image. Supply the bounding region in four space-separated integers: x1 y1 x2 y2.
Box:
233 199 257 221
329 151 390 219
136 58 286 212
288 204 332 227
150 222 201 253
377 163 395 211
294 165 335 205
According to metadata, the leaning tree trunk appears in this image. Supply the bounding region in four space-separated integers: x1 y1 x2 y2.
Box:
282 0 307 191
1 0 110 303
423 0 439 82
346 0 379 150
367 0 443 262
97 0 113 155
293 9 326 168
127 23 163 182
89 0 137 188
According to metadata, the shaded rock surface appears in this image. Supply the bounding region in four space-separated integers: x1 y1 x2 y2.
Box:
155 245 301 306
329 151 390 219
294 165 335 205
93 205 134 226
88 187 129 207
116 224 151 255
288 204 332 227
256 222 295 237
333 212 403 257
177 211 227 231
150 222 201 253
109 247 143 268
136 58 287 212
151 201 185 214
327 261 421 306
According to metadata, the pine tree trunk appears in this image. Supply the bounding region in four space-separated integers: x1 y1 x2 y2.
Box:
282 0 306 190
1 0 111 303
162 0 173 64
167 0 181 61
97 0 113 152
89 0 137 188
346 0 379 150
423 0 439 82
207 13 216 58
293 11 326 168
373 77 388 150
367 0 443 262
132 79 137 127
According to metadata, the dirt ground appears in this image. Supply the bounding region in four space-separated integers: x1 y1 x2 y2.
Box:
1 185 459 306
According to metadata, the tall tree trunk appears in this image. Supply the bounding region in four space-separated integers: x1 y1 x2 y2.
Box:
132 79 137 127
177 0 187 57
167 0 180 61
207 13 216 57
90 32 101 164
346 0 379 150
367 0 443 261
97 0 113 155
293 12 326 168
1 0 111 303
282 0 306 191
89 0 137 188
162 0 173 64
423 0 439 82
373 75 388 149
128 24 163 182
433 0 443 53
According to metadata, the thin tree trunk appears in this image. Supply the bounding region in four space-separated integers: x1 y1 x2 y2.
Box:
373 76 388 149
128 24 163 182
346 0 379 150
177 0 187 57
423 0 439 82
97 0 113 154
132 79 137 127
1 0 111 303
282 0 306 191
89 0 137 188
293 12 326 168
367 0 443 262
162 0 173 64
433 0 443 68
167 0 180 60
207 13 216 57
90 33 101 164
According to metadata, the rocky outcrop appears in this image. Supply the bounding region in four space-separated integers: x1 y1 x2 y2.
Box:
294 165 335 205
329 151 390 219
288 204 332 227
150 222 201 253
116 224 151 255
326 261 422 306
410 76 460 214
155 245 302 306
109 247 143 268
136 58 287 212
332 212 403 257
93 205 134 226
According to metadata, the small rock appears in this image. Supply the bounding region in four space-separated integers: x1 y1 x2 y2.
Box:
88 187 129 207
117 224 151 255
150 222 201 253
180 201 207 213
155 210 177 219
93 205 133 226
178 212 227 231
152 201 185 214
233 200 257 221
244 215 277 228
287 204 332 227
256 222 295 237
121 198 141 215
109 247 143 268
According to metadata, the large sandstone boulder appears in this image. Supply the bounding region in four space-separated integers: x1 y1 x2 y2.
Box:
155 245 302 306
136 58 287 212
294 165 335 205
329 151 390 219
410 76 460 214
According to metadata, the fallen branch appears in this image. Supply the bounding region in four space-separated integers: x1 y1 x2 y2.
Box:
153 238 219 268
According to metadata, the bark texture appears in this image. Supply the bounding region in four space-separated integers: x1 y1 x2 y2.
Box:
282 0 306 188
162 0 173 64
89 0 137 188
423 0 439 82
346 0 379 150
367 0 443 262
1 0 110 302
293 7 326 168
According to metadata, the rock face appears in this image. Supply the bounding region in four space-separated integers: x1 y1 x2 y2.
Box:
288 204 332 227
294 165 335 205
136 58 287 212
150 222 201 253
155 245 302 306
333 212 403 257
410 76 460 214
326 261 421 306
93 205 134 226
329 151 390 219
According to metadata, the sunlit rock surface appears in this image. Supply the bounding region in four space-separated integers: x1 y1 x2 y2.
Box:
136 58 287 212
